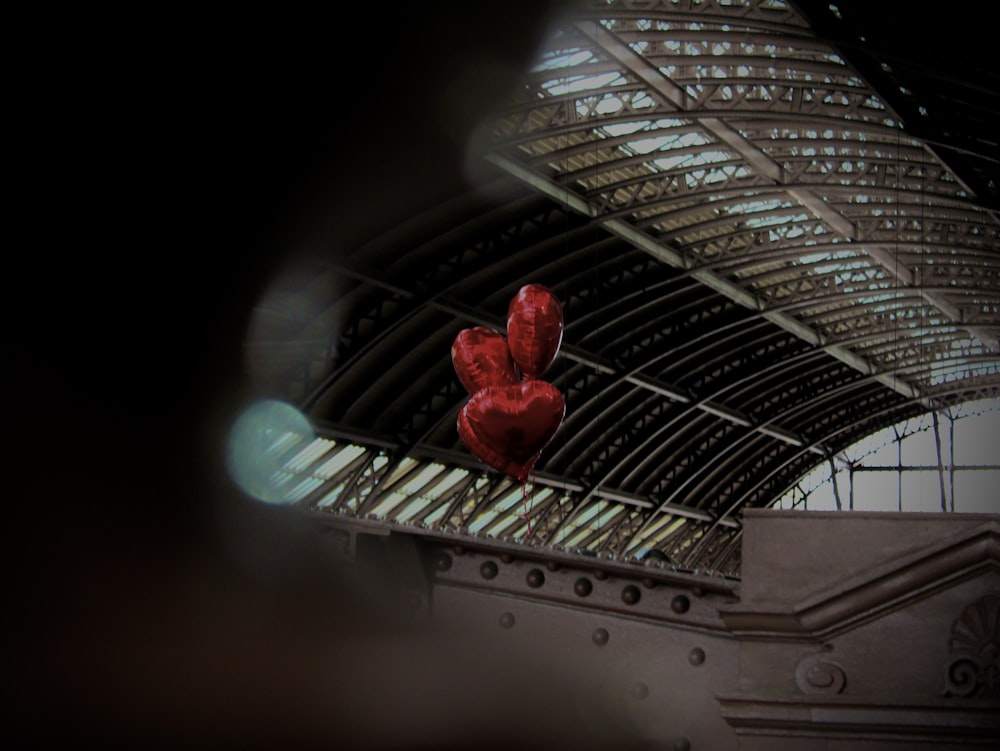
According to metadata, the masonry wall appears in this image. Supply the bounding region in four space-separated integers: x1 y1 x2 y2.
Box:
331 510 1000 749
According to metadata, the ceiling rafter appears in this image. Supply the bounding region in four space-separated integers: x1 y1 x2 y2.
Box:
330 256 819 451
493 10 997 390
239 0 999 577
486 152 925 405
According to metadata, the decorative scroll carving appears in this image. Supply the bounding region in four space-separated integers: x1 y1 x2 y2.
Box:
944 593 1000 698
794 653 846 695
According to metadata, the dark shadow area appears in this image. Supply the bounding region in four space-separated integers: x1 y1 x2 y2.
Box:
8 3 662 749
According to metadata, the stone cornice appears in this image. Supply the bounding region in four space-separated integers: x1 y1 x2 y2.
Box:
719 521 1000 640
718 691 1000 741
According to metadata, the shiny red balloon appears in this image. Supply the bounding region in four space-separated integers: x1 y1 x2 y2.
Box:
451 326 519 394
507 284 563 380
457 380 565 482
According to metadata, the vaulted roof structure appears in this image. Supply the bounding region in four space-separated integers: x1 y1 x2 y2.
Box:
243 0 1000 578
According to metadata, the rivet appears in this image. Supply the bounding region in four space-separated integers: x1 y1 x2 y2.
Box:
642 577 656 589
574 577 593 597
807 664 834 688
546 560 561 572
688 647 705 666
671 594 690 613
453 545 466 556
433 552 452 572
499 612 515 629
594 569 608 580
622 585 641 605
526 568 545 588
592 627 609 646
500 553 514 564
672 737 691 751
480 561 498 580
692 586 704 598
631 682 649 700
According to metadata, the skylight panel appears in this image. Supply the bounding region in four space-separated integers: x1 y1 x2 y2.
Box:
566 527 594 549
377 464 459 522
631 91 656 109
510 522 531 540
624 512 679 555
645 516 688 547
284 437 336 472
498 486 546 514
312 444 367 479
628 130 710 155
603 121 650 138
422 502 451 527
468 509 499 533
265 430 303 458
427 468 471 499
533 49 593 72
564 501 605 535
544 71 626 96
395 463 447 496
930 360 1000 386
653 149 730 172
797 252 840 266
720 198 821 234
725 197 786 215
422 474 490 527
395 497 434 523
316 455 388 511
594 95 625 115
565 502 621 548
468 487 531 533
784 225 808 240
630 135 681 155
486 488 555 536
315 480 347 509
285 476 325 504
381 456 418 487
370 492 411 519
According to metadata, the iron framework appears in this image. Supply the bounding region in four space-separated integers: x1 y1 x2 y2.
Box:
244 0 1000 577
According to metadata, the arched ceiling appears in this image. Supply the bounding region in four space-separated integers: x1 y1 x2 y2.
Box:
243 0 1000 577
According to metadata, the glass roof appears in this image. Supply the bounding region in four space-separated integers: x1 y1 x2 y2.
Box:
238 0 999 579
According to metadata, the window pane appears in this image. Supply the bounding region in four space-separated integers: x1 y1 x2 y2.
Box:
851 472 899 512
953 470 1000 514
900 427 939 466
952 410 1000 466
901 471 945 512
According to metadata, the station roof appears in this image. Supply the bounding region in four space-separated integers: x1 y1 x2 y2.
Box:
240 0 1000 576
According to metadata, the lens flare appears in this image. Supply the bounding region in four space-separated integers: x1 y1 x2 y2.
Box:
226 399 315 504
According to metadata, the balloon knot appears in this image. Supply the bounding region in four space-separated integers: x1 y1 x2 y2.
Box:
518 512 533 536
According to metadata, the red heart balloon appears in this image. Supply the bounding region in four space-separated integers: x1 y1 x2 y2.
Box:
457 380 565 482
507 284 564 380
451 326 519 394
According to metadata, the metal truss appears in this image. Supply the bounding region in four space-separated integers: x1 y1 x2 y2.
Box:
243 0 1000 577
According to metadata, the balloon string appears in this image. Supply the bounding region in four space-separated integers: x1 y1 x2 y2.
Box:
519 457 539 537
520 475 533 537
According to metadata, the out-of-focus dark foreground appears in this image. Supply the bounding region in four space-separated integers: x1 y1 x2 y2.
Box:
10 3 655 749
